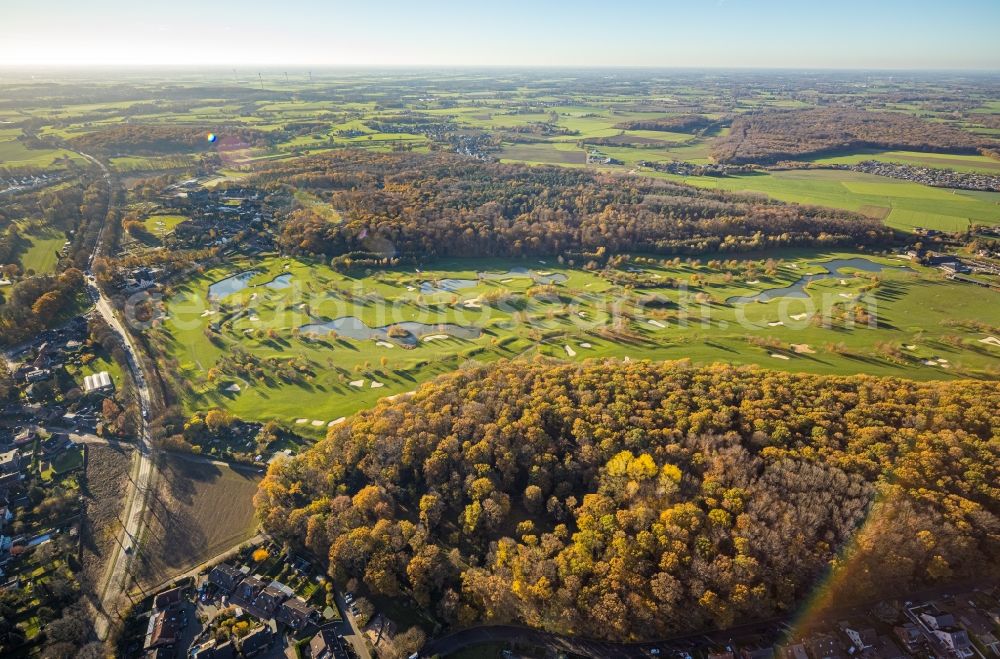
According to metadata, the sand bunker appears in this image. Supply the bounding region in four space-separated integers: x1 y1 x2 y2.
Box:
295 418 308 424
790 313 809 321
767 321 784 327
980 336 1000 347
311 420 324 427
375 341 394 348
745 279 760 284
771 353 791 360
225 383 241 392
791 344 815 354
370 381 384 388
580 342 592 348
328 417 346 427
422 334 450 342
463 299 482 308
564 345 577 357
648 319 666 328
349 379 364 387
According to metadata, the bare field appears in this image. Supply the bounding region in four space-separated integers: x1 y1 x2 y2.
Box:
79 443 135 590
136 453 262 587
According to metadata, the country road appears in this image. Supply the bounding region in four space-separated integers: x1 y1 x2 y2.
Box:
90 287 157 639
70 147 160 640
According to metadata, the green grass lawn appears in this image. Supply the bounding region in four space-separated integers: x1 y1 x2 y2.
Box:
151 251 1000 427
141 213 188 238
13 221 66 274
655 168 1000 232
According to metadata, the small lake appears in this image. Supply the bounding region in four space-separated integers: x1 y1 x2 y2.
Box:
418 268 568 293
208 271 294 301
299 316 480 346
727 258 910 304
479 267 568 285
419 278 478 294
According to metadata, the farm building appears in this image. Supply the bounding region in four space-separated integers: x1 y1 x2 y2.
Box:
83 371 113 393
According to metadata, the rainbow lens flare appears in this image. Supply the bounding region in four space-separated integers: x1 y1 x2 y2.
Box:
207 133 217 143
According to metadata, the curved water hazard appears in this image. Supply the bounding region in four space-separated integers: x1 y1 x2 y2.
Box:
299 317 481 346
727 258 911 304
419 278 478 294
208 271 294 301
480 267 568 285
419 268 569 293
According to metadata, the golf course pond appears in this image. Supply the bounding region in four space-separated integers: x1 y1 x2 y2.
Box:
298 317 481 346
727 258 911 304
208 271 294 300
419 267 569 293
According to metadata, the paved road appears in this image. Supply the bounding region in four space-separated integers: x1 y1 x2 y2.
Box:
90 286 156 639
66 148 159 640
332 591 373 659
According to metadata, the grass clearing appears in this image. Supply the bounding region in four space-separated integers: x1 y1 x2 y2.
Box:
141 213 188 238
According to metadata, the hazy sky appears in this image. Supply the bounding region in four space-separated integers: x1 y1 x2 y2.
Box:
2 0 999 69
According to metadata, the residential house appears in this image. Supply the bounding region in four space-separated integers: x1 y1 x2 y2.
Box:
921 608 956 630
238 625 272 658
252 582 290 618
840 621 878 651
310 628 350 659
934 627 973 657
208 563 243 592
954 608 999 656
805 634 844 659
893 623 923 653
153 586 184 611
277 596 318 630
143 608 181 654
0 450 20 475
190 639 234 659
13 428 35 446
234 575 266 605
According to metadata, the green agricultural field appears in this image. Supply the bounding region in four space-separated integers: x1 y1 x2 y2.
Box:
150 250 1000 427
500 142 586 165
656 169 1000 232
0 136 83 170
807 149 1000 174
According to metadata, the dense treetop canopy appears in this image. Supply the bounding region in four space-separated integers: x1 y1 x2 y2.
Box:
244 151 890 261
255 359 1000 640
712 108 993 163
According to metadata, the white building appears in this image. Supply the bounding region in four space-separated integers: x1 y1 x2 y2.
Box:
83 371 113 393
